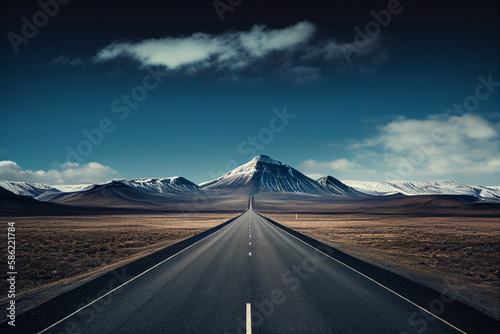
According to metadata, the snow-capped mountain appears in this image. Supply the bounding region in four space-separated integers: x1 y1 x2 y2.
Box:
0 181 60 197
0 185 84 215
44 180 167 207
120 177 200 194
35 177 202 204
200 155 329 195
33 177 199 201
343 180 500 200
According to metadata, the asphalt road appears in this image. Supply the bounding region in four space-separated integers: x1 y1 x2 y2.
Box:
25 200 484 334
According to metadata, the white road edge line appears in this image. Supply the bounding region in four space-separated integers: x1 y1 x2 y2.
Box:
37 215 241 334
246 303 252 334
263 215 467 334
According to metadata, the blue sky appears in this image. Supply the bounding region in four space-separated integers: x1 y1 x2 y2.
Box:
1 0 499 185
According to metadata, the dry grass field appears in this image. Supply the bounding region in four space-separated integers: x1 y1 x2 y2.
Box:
261 212 500 320
0 213 234 318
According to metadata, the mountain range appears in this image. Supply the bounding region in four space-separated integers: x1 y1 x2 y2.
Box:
344 180 500 200
1 155 499 212
200 155 360 196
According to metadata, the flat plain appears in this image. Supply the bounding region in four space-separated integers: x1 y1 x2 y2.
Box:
0 213 236 320
2 192 499 324
254 193 500 320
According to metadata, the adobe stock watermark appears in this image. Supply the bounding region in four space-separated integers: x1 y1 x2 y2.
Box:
340 0 405 64
50 66 168 171
384 73 499 182
6 222 17 327
7 0 71 54
213 0 243 21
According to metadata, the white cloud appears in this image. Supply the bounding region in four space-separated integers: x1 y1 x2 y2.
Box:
347 113 500 181
97 37 226 69
377 114 499 174
302 114 499 184
300 158 371 178
379 114 497 153
95 22 314 70
94 21 386 82
302 158 360 171
0 161 118 185
239 22 315 57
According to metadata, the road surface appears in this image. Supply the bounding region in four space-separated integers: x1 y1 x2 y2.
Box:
24 199 482 334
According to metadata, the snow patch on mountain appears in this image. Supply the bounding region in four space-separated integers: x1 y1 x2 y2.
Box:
0 181 60 197
119 177 200 193
52 184 93 192
216 155 283 179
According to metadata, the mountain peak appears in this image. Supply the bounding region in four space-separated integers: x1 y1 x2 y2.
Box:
201 155 328 195
251 155 283 165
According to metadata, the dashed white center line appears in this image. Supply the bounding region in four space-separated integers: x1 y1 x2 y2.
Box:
249 242 251 245
246 303 251 333
249 252 252 256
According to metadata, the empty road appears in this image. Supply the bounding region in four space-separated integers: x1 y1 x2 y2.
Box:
23 200 490 333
